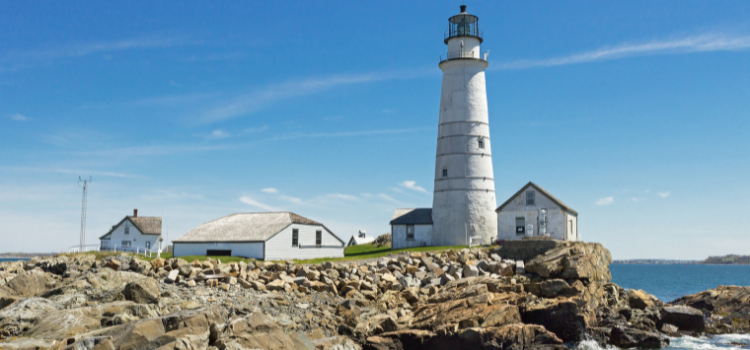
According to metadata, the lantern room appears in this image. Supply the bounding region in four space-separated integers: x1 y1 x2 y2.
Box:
444 5 483 44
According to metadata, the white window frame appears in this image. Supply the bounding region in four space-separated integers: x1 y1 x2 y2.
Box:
406 225 415 240
526 191 535 206
292 229 299 247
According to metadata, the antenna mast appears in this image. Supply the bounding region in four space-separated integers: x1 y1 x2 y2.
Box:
78 176 92 252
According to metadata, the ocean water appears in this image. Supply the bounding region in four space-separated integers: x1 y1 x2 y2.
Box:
0 258 30 263
610 264 750 302
575 264 750 350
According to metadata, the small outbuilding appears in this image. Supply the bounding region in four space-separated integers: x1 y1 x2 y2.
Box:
496 182 578 241
99 209 162 252
172 212 344 261
389 208 433 249
347 230 375 246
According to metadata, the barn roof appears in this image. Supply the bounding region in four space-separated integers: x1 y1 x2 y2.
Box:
390 208 433 225
99 215 162 239
348 235 375 246
173 212 339 243
495 182 578 216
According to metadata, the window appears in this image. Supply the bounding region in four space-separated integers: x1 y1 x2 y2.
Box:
569 220 574 237
515 217 526 235
442 168 448 177
121 240 131 247
292 229 299 247
406 225 415 240
526 191 535 206
478 138 485 149
316 230 322 246
124 225 129 234
145 241 151 249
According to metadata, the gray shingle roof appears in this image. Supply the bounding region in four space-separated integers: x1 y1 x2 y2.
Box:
495 182 578 216
173 212 331 243
99 215 162 239
389 208 433 225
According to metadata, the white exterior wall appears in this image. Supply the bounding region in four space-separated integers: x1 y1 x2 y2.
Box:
432 40 497 247
391 224 433 249
496 189 577 241
173 242 264 259
566 213 578 241
100 220 160 252
447 37 481 58
264 224 344 261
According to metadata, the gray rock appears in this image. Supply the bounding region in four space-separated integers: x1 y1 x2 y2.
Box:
464 265 479 278
166 269 179 283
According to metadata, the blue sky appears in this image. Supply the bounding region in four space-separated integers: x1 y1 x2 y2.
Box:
1 1 748 259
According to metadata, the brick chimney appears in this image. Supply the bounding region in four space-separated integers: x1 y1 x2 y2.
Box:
133 209 138 217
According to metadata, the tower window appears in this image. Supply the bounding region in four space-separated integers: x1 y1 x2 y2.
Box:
478 138 485 149
292 229 299 247
526 191 535 206
442 168 448 177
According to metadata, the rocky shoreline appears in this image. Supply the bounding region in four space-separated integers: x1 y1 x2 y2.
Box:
0 238 747 350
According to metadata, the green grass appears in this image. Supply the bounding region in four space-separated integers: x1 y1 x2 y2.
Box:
62 243 488 266
344 243 391 256
293 244 477 265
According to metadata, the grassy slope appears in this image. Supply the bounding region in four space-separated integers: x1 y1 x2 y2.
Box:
69 243 485 265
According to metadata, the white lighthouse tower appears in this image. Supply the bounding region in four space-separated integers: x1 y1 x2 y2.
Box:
432 5 497 246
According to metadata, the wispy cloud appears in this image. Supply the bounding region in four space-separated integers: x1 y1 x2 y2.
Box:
209 130 230 139
4 36 182 63
198 68 433 123
239 196 278 211
10 113 28 121
658 192 671 198
1 166 145 179
327 194 357 201
378 193 398 202
267 127 432 142
399 180 428 193
261 188 278 194
596 197 615 206
279 195 302 204
494 33 750 70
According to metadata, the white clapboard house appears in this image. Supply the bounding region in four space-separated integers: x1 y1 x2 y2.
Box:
496 182 578 241
389 208 434 249
172 212 344 261
99 209 163 253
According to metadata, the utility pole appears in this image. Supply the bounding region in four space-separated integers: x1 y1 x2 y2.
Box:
78 176 91 252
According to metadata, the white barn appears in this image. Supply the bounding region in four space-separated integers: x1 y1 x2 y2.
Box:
347 230 375 246
496 182 578 241
172 212 344 261
99 209 162 252
390 208 433 249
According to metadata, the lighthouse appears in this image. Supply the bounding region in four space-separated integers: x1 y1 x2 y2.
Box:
432 5 497 246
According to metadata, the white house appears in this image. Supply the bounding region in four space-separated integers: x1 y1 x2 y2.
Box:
347 230 375 246
172 212 344 261
496 182 578 241
99 209 163 252
390 208 433 249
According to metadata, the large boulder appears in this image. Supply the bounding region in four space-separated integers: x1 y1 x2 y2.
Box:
522 241 612 282
521 298 595 342
610 326 669 349
122 278 160 304
671 285 750 334
219 310 297 350
627 289 659 310
376 323 565 350
0 271 52 297
0 297 60 338
659 305 705 332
